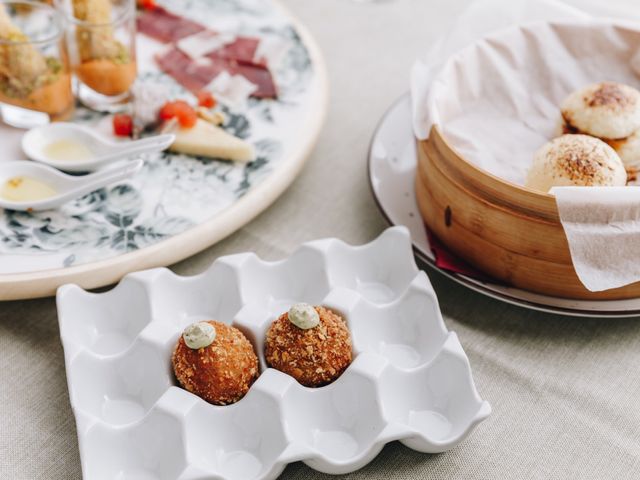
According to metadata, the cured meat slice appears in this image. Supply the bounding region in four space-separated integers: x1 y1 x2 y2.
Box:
137 6 205 43
231 62 277 98
177 31 237 59
155 48 223 92
156 47 277 98
138 6 263 64
208 37 261 65
141 5 278 98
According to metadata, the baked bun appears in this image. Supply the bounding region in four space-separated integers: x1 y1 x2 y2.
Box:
526 134 627 192
561 81 640 140
606 130 640 169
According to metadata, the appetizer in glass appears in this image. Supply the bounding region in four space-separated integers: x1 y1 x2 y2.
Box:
55 0 136 111
0 0 73 127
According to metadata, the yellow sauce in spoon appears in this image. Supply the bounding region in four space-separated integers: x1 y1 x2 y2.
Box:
43 139 94 162
1 176 57 202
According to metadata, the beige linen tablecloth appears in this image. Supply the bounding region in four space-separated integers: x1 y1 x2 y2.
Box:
2 0 640 478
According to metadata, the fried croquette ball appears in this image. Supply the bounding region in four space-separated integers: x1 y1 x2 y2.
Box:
172 320 259 405
265 304 352 387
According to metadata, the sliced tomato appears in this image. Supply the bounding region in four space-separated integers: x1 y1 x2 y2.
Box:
159 100 198 128
158 101 181 121
197 90 216 108
113 113 133 137
138 0 157 10
177 108 197 128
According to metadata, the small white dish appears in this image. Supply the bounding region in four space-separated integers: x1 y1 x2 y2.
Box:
368 94 640 317
22 123 174 172
0 159 143 211
56 227 490 480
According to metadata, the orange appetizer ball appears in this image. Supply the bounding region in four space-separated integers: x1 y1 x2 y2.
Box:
265 303 352 387
172 320 259 405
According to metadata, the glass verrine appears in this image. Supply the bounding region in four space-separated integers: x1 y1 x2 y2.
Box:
55 0 136 112
0 1 73 128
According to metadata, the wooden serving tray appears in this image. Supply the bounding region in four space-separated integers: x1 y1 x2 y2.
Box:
416 125 640 300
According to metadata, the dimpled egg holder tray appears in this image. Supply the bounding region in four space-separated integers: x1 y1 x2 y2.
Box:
56 227 490 480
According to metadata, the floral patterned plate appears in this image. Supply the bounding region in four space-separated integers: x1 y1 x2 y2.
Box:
0 0 327 300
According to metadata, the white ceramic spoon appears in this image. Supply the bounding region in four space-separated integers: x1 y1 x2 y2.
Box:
0 159 143 211
22 123 175 172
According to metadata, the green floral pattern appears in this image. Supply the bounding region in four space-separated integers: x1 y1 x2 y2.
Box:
0 0 313 272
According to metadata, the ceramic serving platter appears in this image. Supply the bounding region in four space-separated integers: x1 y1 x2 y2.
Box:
0 0 328 301
56 227 490 480
368 94 640 318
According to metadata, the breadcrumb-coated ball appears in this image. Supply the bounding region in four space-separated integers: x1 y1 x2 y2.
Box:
172 320 259 405
265 306 352 387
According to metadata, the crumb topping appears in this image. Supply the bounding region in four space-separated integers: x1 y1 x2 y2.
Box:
172 320 258 405
7 177 23 188
265 306 352 387
586 82 635 109
549 135 620 185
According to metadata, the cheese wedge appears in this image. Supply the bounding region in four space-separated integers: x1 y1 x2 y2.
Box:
169 119 256 163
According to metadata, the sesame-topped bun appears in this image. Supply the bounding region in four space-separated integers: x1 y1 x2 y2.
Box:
525 134 627 193
561 82 640 140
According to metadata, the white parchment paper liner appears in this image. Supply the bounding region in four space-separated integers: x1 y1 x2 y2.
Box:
411 0 640 292
551 186 640 291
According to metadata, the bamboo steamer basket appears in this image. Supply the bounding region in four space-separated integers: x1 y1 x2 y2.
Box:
416 125 640 300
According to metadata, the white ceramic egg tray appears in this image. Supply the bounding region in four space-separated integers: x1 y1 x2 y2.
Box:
56 227 490 480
